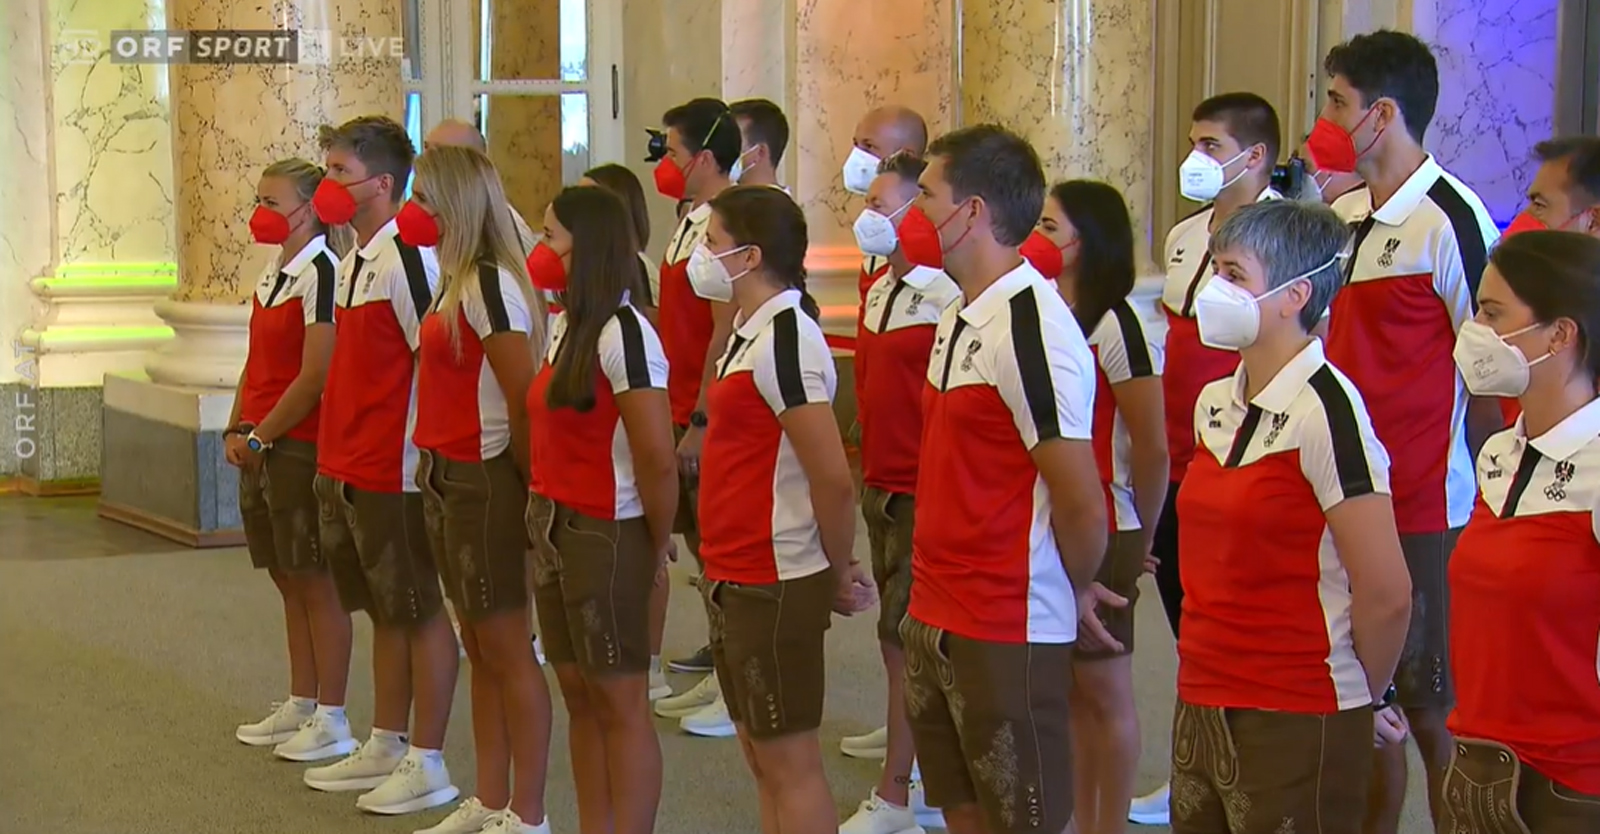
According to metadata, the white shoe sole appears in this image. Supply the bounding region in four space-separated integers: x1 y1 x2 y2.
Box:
1128 810 1170 826
305 770 396 792
654 701 713 719
682 720 736 738
841 745 888 760
648 684 673 701
274 737 359 763
358 784 462 815
237 728 299 746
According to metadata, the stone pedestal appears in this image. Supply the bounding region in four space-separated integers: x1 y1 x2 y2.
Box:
98 372 243 547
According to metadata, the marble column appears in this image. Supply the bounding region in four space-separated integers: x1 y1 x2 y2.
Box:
100 0 401 545
478 0 563 227
1417 0 1559 225
959 0 1156 271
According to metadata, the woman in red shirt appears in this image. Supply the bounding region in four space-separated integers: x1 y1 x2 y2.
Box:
402 146 552 834
228 158 351 753
1025 179 1167 834
695 185 874 834
1444 230 1600 833
523 184 678 834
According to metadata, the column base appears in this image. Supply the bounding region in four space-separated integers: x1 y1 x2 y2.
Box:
99 372 243 548
145 298 250 388
0 381 104 492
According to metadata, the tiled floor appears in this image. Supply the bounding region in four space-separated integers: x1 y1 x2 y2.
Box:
0 495 177 561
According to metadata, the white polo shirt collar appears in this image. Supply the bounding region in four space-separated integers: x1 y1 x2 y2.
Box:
281 235 330 278
1366 155 1444 226
357 218 402 259
734 288 804 340
957 260 1047 327
1522 397 1600 462
1231 338 1327 412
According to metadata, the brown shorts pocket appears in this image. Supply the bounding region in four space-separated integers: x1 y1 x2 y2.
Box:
431 452 528 621
1395 528 1458 709
710 570 833 739
1441 738 1532 834
863 487 915 647
1076 530 1143 661
534 501 654 673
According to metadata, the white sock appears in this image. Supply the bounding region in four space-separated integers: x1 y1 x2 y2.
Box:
314 703 345 718
409 745 443 764
372 727 409 747
649 655 662 674
288 696 317 710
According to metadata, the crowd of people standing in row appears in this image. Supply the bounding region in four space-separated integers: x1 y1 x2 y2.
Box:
222 26 1600 834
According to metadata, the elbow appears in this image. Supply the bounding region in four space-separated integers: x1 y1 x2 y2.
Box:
1356 577 1413 629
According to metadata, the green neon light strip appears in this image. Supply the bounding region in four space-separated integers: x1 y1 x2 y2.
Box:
54 262 178 277
34 274 179 291
34 326 174 342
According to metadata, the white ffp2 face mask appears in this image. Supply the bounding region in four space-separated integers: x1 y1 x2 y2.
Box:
1193 257 1335 350
1179 147 1251 202
687 243 752 300
842 146 881 196
1452 320 1551 398
730 146 755 183
852 199 913 257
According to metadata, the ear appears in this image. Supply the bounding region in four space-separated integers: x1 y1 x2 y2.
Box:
1550 316 1581 357
1249 142 1269 169
1373 98 1400 135
1284 279 1314 320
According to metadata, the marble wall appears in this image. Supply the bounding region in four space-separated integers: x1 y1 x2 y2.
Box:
51 0 175 267
794 0 954 251
480 0 563 226
960 0 1155 266
0 0 53 387
724 0 794 110
1419 0 1559 225
166 0 403 302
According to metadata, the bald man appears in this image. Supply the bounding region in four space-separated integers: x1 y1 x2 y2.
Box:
421 119 534 257
842 105 928 195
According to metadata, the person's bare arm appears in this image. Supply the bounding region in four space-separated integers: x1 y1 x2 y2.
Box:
1032 438 1109 591
226 368 249 466
1327 493 1412 699
1466 395 1503 459
617 388 680 555
483 332 536 481
251 324 335 443
677 300 738 467
1111 377 1169 555
780 403 857 572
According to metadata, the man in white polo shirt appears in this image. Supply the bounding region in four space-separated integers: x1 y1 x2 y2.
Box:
728 98 790 191
846 106 931 305
1310 30 1501 834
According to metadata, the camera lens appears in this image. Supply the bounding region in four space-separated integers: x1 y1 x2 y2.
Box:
645 128 668 163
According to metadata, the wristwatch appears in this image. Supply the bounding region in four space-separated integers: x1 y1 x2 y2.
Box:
1373 682 1398 711
245 431 273 454
689 410 709 429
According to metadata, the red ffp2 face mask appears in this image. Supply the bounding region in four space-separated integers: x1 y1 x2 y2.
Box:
1305 106 1383 175
249 205 301 245
394 201 440 247
1020 230 1078 281
525 242 568 292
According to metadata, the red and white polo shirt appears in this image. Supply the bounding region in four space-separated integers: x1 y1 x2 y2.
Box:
1328 156 1499 534
1177 339 1390 713
528 297 669 520
910 262 1097 645
698 289 837 584
413 265 535 463
858 255 888 303
1087 299 1165 530
658 202 716 426
1449 398 1600 795
857 265 960 495
240 235 337 443
1159 188 1278 483
317 219 439 493
851 255 893 413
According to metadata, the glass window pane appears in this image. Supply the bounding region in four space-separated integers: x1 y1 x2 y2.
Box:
482 93 589 225
478 0 585 81
404 92 423 197
402 0 421 81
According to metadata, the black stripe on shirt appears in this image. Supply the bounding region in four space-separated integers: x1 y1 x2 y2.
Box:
1009 289 1062 444
938 318 968 389
1427 177 1489 309
1110 300 1154 378
1306 365 1376 499
1342 216 1377 287
343 254 366 307
1178 251 1213 318
310 253 337 324
396 243 433 326
477 264 512 332
614 305 654 390
772 308 809 410
1223 406 1265 468
1500 447 1544 517
263 273 292 308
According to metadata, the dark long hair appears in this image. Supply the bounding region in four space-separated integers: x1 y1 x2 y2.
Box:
583 163 654 305
546 186 644 410
707 186 820 320
1050 180 1136 334
1491 230 1600 383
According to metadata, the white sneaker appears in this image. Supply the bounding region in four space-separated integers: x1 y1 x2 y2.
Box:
482 809 550 834
654 671 721 719
237 700 314 746
415 797 499 834
680 695 736 738
840 790 926 834
303 735 407 792
1128 782 1170 826
531 634 546 665
273 710 358 762
910 782 945 830
648 669 672 701
841 726 889 759
357 749 461 814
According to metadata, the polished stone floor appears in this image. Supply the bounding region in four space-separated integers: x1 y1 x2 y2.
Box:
0 496 1432 834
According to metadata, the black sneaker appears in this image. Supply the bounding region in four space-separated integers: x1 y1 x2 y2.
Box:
668 644 715 673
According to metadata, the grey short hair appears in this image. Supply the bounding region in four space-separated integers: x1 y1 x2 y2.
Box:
1211 200 1351 330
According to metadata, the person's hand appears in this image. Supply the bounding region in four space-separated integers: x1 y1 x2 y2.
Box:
225 434 256 468
834 562 877 616
1075 582 1130 654
1374 706 1409 748
1143 552 1160 575
658 538 678 570
676 426 704 483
